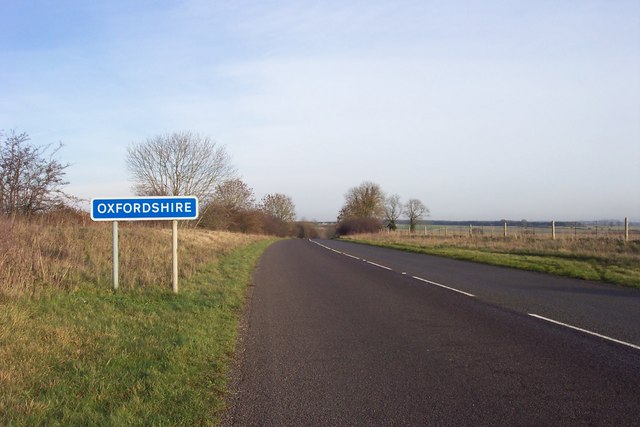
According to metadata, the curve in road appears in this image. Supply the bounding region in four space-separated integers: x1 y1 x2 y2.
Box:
224 239 640 426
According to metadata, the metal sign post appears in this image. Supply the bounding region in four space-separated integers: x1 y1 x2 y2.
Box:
113 221 119 290
172 220 179 293
91 196 199 293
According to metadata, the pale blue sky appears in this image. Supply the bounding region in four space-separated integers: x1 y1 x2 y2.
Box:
1 1 639 221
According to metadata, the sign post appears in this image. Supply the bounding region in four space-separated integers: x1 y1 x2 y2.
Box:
113 221 119 290
172 220 179 293
91 196 199 293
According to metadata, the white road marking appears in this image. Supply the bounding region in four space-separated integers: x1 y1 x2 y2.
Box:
412 276 476 297
310 240 331 250
310 239 473 298
366 261 392 271
310 240 342 254
311 240 639 351
528 314 640 351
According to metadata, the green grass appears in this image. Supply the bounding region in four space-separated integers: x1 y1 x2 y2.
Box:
344 238 640 289
0 238 276 426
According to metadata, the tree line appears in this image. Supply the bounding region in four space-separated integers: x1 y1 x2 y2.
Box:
126 131 300 236
1 129 310 237
337 181 429 235
2 129 428 238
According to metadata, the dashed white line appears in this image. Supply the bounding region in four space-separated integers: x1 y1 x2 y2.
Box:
310 239 638 351
310 240 331 250
310 239 473 297
310 240 340 253
366 261 392 271
412 276 476 297
528 314 640 351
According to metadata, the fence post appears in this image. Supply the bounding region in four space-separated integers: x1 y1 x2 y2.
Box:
552 220 556 240
469 224 473 237
503 222 507 238
625 217 629 242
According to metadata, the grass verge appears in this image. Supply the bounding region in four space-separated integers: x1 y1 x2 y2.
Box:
342 236 640 289
0 238 276 426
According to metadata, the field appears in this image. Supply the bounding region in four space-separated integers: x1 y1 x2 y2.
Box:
0 215 275 425
342 231 640 288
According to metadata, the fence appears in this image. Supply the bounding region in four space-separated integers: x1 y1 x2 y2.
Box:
391 218 639 241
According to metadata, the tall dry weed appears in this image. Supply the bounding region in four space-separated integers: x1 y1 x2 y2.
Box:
0 216 267 297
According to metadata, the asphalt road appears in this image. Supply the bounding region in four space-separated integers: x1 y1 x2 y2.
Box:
223 239 640 426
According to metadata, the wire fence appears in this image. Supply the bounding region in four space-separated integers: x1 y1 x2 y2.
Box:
391 219 639 241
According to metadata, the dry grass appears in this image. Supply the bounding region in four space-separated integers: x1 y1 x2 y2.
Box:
0 215 268 298
0 238 276 425
0 213 275 423
344 232 640 287
348 232 640 259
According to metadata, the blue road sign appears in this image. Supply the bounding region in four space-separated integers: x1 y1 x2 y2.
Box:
91 196 199 221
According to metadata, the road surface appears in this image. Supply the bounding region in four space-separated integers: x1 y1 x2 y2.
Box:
223 239 640 426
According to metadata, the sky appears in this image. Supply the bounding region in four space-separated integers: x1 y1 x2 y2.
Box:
1 0 639 221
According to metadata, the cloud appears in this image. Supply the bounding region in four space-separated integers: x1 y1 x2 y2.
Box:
1 0 638 220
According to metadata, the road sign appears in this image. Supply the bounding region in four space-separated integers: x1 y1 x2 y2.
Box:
90 196 199 293
91 196 199 221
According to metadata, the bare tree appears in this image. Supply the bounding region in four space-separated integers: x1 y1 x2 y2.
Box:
338 181 385 221
126 131 235 204
404 198 429 232
0 130 70 215
261 193 296 223
200 178 256 231
384 194 402 230
212 178 255 211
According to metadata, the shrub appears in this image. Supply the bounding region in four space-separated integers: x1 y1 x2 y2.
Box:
336 217 382 236
295 222 320 239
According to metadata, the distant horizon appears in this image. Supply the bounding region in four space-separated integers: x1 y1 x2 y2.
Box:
286 217 640 225
415 218 638 224
70 196 640 224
